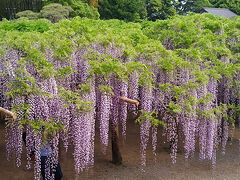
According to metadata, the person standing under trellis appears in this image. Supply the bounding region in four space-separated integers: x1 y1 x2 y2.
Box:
22 130 63 180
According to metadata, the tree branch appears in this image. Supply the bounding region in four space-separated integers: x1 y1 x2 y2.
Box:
119 96 139 106
0 107 17 120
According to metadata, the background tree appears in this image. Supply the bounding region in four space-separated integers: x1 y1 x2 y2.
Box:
0 0 99 20
2 0 238 22
99 0 147 22
186 0 212 12
16 10 40 20
210 0 240 15
43 0 100 19
40 3 73 23
174 0 212 14
158 0 176 20
0 0 43 20
70 0 100 19
86 0 100 8
146 0 176 21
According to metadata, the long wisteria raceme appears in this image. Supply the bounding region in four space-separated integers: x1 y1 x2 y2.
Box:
216 77 230 155
185 88 197 159
34 133 42 180
237 73 240 124
2 49 67 179
165 114 178 164
221 119 229 155
15 120 23 167
206 77 218 161
0 58 8 110
58 77 72 152
217 57 231 155
111 78 121 126
196 78 218 162
69 54 79 92
222 78 231 154
29 77 62 179
227 111 234 145
59 100 71 152
94 78 110 155
25 125 35 169
197 84 208 160
88 103 96 167
44 78 62 179
140 87 153 167
71 97 96 173
95 76 103 125
99 89 111 153
5 123 15 161
1 20 240 180
50 132 60 179
71 107 88 173
206 118 215 160
4 50 19 79
152 127 157 157
182 114 190 160
151 69 165 157
75 50 90 84
1 50 19 109
173 69 192 160
161 71 178 164
208 77 218 102
153 69 165 113
6 96 25 167
128 71 139 115
69 50 96 173
45 78 59 121
34 95 49 122
119 81 128 138
25 95 39 169
45 156 51 180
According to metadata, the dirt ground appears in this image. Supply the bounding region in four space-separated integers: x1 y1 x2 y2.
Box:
1 118 240 180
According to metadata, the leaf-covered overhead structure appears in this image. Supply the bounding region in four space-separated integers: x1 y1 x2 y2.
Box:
0 14 239 179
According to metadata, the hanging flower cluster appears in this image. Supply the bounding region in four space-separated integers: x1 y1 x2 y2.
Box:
0 14 239 180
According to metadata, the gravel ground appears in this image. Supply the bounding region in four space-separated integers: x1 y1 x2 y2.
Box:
1 119 240 180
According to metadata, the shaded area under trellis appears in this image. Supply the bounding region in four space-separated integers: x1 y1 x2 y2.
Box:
1 115 240 179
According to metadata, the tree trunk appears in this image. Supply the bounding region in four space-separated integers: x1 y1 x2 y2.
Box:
111 124 122 165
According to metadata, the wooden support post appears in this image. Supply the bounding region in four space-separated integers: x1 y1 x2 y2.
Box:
111 123 122 165
111 96 139 165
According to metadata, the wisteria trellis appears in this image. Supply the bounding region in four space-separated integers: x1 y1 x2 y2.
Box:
0 14 240 180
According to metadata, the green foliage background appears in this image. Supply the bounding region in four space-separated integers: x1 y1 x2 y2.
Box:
0 0 239 22
0 13 239 132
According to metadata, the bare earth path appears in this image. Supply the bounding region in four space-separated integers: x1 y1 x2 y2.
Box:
1 119 240 180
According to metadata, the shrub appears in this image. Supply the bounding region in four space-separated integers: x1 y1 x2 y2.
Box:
0 18 51 32
16 10 40 20
40 3 73 23
71 1 100 19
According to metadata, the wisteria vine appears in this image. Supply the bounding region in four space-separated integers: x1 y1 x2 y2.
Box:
0 14 239 180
